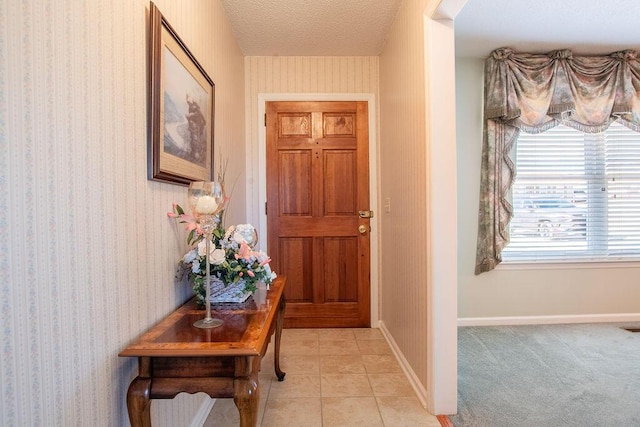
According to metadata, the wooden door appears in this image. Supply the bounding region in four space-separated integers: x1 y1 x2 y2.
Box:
266 101 371 328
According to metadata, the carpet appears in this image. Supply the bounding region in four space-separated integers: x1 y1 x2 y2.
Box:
450 323 640 427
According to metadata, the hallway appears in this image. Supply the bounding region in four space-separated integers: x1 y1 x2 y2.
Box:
205 328 441 426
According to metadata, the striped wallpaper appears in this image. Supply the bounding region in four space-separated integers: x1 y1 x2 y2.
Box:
379 0 431 401
1 0 245 425
2 0 444 423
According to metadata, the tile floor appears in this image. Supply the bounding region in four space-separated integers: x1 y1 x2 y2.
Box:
204 328 441 427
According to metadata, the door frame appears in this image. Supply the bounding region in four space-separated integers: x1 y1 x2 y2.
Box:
252 93 379 326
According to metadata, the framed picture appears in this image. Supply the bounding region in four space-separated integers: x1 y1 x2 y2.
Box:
148 2 215 185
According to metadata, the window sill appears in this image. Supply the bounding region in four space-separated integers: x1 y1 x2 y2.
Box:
498 260 640 270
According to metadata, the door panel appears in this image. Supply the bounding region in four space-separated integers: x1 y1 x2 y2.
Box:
279 151 312 216
324 151 357 215
323 237 358 302
266 101 370 328
278 237 314 302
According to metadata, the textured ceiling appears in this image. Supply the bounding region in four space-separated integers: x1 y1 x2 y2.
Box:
220 0 402 56
220 0 638 58
455 0 640 58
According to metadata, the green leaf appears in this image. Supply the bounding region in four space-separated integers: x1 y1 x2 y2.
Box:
176 204 185 215
187 229 196 245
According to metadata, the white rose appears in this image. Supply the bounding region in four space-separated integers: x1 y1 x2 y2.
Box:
197 239 217 257
196 240 225 265
210 248 226 265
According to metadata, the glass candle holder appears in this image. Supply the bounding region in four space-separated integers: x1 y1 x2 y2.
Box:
187 180 226 329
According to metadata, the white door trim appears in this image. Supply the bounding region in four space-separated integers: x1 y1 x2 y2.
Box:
252 93 379 325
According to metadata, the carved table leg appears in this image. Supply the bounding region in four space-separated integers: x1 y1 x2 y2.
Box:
126 376 152 427
234 370 260 427
274 293 286 381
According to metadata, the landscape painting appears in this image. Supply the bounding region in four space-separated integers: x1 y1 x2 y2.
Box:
162 47 208 168
148 2 215 185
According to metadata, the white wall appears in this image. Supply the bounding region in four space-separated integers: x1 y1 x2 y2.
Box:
425 7 459 416
455 57 640 320
1 0 245 425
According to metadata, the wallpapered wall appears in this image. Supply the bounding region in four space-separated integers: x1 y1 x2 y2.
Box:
1 0 245 425
378 0 431 397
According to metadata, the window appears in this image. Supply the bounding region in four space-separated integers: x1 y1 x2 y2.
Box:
503 121 640 262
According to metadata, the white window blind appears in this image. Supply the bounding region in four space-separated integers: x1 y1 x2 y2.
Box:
503 121 640 262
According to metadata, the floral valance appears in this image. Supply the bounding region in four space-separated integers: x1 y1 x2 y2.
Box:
475 48 640 274
484 48 640 133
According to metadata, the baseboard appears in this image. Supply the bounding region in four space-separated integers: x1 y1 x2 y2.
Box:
378 320 429 409
458 313 640 327
190 397 215 427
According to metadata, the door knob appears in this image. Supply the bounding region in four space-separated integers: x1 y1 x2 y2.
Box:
358 225 367 234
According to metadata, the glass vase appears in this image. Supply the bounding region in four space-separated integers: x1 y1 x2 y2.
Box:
187 180 226 329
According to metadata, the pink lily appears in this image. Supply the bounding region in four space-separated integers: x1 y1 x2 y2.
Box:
168 203 185 218
178 213 203 234
183 217 200 233
236 242 254 260
168 204 206 239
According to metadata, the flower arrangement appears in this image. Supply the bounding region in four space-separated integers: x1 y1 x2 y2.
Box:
168 204 276 307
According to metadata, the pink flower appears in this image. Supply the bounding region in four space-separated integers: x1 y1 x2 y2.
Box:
237 242 254 260
175 212 203 236
184 221 198 232
169 203 186 218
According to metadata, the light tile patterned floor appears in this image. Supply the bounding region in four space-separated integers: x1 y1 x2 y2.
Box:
204 328 441 427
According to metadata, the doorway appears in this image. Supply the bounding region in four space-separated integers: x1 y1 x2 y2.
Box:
266 100 371 328
254 93 379 327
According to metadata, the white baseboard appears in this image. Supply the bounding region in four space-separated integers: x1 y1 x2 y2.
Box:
190 397 215 427
458 313 640 327
378 320 429 409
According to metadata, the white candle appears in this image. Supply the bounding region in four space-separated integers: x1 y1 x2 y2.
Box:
195 195 218 214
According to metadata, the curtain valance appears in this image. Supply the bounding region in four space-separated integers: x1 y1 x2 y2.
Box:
475 48 640 274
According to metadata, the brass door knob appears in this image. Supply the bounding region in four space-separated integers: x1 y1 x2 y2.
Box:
358 224 367 234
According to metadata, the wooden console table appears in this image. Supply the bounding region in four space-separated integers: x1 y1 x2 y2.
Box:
119 276 286 427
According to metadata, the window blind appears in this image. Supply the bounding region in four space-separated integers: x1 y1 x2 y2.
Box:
503 122 640 262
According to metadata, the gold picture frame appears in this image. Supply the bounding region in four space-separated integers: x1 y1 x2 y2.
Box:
148 2 215 185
